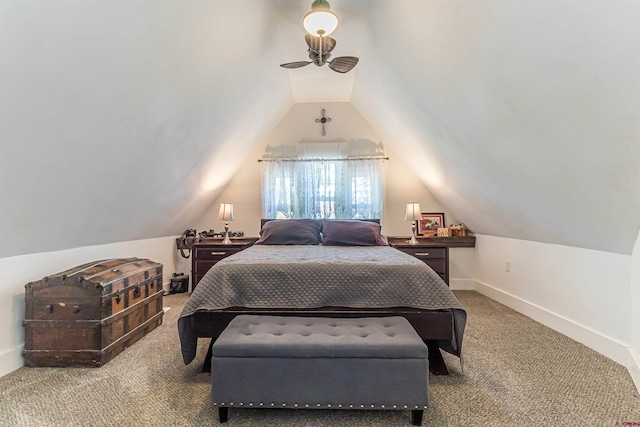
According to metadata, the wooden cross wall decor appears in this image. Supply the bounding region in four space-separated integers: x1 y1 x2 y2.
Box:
315 109 332 136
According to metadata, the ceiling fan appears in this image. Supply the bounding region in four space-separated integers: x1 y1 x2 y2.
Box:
280 34 359 73
280 0 359 74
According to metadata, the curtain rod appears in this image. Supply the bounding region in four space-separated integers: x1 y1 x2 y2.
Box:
258 156 389 163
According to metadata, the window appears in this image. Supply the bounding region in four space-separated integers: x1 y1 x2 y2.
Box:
261 158 384 220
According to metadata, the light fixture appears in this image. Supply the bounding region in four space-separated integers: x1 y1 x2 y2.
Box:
217 203 235 245
404 202 422 245
303 0 339 37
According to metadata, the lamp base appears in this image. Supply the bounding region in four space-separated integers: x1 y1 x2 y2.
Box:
407 222 419 245
221 223 232 244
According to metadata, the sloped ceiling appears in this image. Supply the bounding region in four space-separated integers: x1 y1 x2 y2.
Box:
351 0 640 254
0 0 293 257
1 0 639 258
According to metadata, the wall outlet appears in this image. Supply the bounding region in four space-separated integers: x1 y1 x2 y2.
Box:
505 260 511 272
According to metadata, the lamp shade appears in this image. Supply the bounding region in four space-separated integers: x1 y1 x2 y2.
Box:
217 203 234 221
303 0 338 36
404 202 422 221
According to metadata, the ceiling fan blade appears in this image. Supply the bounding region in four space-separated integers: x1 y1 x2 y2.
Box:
280 61 312 69
328 56 359 73
304 34 337 54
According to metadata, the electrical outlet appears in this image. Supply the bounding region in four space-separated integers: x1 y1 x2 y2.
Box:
505 260 511 272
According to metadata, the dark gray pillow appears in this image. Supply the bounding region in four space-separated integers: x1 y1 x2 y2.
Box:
321 220 388 246
255 219 322 245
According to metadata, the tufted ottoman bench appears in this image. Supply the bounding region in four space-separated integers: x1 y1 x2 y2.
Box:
211 315 429 425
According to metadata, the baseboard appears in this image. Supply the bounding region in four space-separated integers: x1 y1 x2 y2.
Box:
629 348 640 393
450 278 476 291
473 280 630 367
0 344 24 378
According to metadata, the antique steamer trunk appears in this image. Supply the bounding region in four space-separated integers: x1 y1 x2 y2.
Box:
23 258 164 367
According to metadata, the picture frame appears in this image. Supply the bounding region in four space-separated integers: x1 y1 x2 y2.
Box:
417 213 445 236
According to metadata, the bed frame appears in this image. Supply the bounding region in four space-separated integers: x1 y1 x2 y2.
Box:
193 306 454 375
191 219 456 375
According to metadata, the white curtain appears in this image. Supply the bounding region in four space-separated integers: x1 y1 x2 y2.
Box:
261 158 385 220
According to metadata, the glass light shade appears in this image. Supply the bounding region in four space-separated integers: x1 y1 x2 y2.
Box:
217 203 234 221
404 202 422 221
303 10 338 36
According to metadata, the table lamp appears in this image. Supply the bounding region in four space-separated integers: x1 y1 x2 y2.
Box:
217 203 234 244
404 202 422 245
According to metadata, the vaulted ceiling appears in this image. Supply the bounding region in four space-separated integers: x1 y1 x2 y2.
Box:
1 0 639 258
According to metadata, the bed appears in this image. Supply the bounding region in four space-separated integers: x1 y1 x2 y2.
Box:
178 219 466 374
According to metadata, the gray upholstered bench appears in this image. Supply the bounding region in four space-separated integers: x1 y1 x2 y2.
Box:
211 315 429 425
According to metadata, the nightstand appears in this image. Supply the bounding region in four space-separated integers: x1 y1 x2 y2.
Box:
387 236 476 286
191 238 258 291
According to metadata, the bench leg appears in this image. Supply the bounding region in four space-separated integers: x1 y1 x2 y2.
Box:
411 409 423 426
218 407 228 423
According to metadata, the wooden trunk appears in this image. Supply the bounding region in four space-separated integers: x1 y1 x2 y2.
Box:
23 258 164 367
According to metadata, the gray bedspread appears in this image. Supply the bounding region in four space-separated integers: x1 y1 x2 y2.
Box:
178 245 466 364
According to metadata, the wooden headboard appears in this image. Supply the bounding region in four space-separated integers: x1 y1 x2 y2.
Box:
260 218 380 228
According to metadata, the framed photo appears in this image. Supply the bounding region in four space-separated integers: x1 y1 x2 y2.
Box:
417 213 445 236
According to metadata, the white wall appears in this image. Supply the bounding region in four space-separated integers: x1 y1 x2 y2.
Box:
474 235 632 366
450 248 477 290
631 228 640 390
195 102 451 236
0 236 177 378
193 102 475 288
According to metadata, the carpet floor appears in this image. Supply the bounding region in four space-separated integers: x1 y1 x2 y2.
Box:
1 291 639 426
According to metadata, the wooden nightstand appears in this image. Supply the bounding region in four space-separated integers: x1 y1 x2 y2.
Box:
191 238 258 291
388 236 476 286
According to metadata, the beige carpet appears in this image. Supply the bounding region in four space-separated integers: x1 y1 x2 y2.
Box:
1 291 639 426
